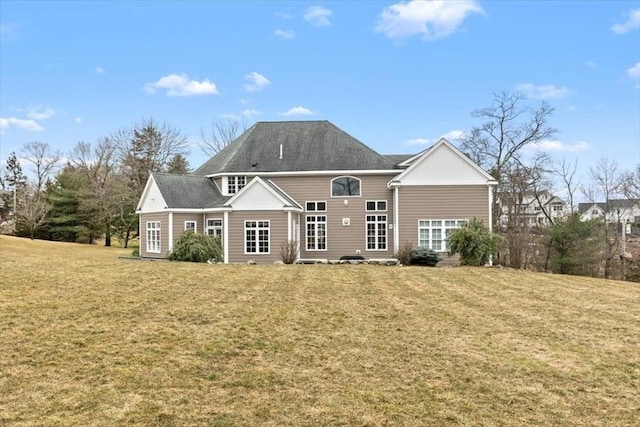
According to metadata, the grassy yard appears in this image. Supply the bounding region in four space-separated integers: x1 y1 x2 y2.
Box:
1 235 638 426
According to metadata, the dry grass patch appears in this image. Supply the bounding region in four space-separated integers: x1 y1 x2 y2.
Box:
1 235 639 426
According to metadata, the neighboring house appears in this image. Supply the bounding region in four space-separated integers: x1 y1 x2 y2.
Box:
499 191 567 228
136 121 497 264
578 199 640 225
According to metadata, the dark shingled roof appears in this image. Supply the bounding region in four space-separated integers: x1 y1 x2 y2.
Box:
152 173 229 209
383 154 414 165
193 121 397 175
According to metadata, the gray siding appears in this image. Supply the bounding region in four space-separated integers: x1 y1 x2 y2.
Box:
270 174 396 259
397 185 490 246
172 213 202 242
139 212 170 259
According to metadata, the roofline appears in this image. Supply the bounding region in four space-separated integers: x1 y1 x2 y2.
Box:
203 169 400 178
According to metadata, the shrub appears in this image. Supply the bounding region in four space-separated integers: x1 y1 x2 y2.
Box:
410 247 441 266
279 240 298 264
394 241 414 265
131 247 140 257
168 231 222 263
447 218 498 266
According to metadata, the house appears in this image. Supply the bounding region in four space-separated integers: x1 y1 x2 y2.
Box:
579 199 640 226
499 191 567 228
136 121 497 264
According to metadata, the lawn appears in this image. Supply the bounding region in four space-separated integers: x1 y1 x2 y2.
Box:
1 235 638 426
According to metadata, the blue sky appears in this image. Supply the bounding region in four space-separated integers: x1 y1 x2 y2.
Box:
1 0 639 187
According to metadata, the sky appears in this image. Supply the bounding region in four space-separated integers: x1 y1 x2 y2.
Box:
1 0 639 192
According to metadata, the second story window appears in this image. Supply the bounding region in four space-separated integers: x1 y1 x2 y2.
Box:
228 176 246 194
331 176 361 197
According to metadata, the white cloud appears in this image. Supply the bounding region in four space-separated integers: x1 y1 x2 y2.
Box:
405 130 466 146
375 0 482 40
0 117 44 134
96 66 105 74
144 73 219 96
244 72 271 93
531 140 589 152
281 106 314 116
441 130 466 141
627 62 640 79
611 8 640 34
304 6 333 27
274 29 295 39
586 60 597 68
75 117 83 124
405 137 432 146
220 113 239 120
242 109 261 118
26 105 55 120
516 83 571 99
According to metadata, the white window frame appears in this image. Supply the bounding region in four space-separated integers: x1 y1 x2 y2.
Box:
418 219 467 252
206 218 222 237
365 200 387 211
306 201 327 212
366 214 387 250
245 220 270 254
306 215 327 251
227 175 247 195
331 176 361 197
184 221 197 233
146 221 161 254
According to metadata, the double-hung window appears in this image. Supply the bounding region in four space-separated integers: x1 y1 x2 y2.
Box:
306 201 327 250
365 201 387 250
206 218 222 237
418 219 467 252
227 176 246 194
245 220 270 254
146 221 161 253
184 221 196 232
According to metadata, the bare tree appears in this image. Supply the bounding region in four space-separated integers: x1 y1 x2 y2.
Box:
621 164 640 203
554 158 580 214
20 141 61 192
461 91 556 231
15 181 50 239
199 118 247 157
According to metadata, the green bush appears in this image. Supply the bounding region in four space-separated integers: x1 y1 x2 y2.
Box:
168 232 222 263
410 247 441 266
447 218 499 266
131 247 140 257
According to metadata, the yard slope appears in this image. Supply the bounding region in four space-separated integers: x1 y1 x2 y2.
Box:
1 235 638 426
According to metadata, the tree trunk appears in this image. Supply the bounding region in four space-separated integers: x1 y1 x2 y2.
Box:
105 221 111 247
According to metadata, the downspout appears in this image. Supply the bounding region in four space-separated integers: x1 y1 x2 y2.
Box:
223 211 229 264
287 211 292 241
168 212 174 253
393 186 400 252
488 185 493 266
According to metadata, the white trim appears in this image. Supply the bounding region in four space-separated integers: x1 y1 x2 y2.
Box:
417 219 467 253
488 185 493 266
365 200 388 212
244 220 270 255
145 221 161 254
136 174 169 213
365 213 388 251
305 214 328 251
225 176 302 211
168 213 173 252
137 207 233 215
206 217 223 237
287 211 292 242
205 169 399 179
305 200 327 212
184 220 197 233
393 187 399 252
223 211 229 263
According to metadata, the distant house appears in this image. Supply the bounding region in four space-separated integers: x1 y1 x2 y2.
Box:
578 199 640 225
499 191 567 228
136 121 497 264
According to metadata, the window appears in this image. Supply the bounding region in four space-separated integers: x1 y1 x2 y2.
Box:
366 200 387 211
206 218 222 237
245 220 269 254
418 219 466 252
366 214 387 250
146 221 161 253
306 201 327 212
331 176 361 197
184 221 196 232
306 215 327 250
227 176 246 194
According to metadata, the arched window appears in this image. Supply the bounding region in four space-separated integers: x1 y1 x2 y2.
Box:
331 176 361 197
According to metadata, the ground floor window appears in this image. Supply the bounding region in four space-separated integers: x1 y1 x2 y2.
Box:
306 215 327 250
184 221 196 232
146 221 161 253
206 218 222 237
418 219 467 252
245 220 270 254
366 214 387 250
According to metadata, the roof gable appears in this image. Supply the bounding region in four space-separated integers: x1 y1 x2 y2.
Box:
389 138 495 186
193 121 396 175
224 176 302 211
140 173 228 210
136 175 168 212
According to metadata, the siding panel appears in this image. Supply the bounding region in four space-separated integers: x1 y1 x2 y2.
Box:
139 212 170 259
227 210 289 264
